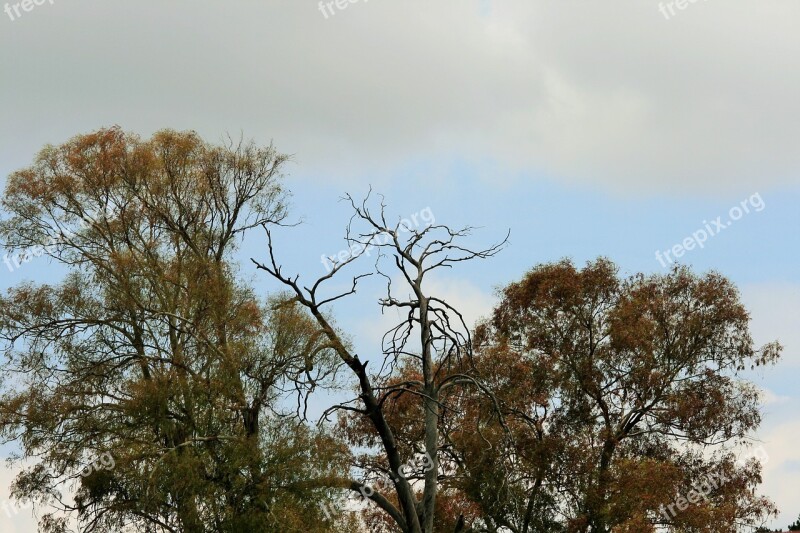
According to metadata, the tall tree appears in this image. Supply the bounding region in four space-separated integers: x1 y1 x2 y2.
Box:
439 259 779 532
254 194 507 533
0 128 347 532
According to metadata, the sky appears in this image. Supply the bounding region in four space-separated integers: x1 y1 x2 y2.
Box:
1 0 799 530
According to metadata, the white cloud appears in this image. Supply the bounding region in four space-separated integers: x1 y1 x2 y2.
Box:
756 417 800 528
741 283 800 527
760 388 791 407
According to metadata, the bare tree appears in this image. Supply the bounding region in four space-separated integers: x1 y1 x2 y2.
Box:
253 192 508 533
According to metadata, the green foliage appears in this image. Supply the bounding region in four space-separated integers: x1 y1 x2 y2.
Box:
0 128 345 532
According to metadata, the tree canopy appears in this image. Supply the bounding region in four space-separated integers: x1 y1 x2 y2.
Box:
0 128 783 533
0 128 348 532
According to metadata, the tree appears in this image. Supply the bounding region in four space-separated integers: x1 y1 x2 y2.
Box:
0 128 347 532
0 128 783 533
254 194 508 533
440 259 779 532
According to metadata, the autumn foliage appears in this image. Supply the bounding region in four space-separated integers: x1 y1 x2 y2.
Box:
0 129 781 533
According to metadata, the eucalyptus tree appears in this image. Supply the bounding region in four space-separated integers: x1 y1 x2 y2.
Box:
0 128 347 533
433 259 780 533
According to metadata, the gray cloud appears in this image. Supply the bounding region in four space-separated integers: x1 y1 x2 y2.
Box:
3 1 800 193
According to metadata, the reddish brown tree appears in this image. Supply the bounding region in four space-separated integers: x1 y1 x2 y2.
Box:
441 259 780 532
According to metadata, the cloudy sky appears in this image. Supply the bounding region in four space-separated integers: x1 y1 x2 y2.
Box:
2 0 799 530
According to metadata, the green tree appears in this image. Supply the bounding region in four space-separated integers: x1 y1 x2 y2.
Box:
0 128 347 532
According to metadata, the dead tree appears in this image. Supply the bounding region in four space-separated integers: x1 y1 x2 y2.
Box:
252 192 508 533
